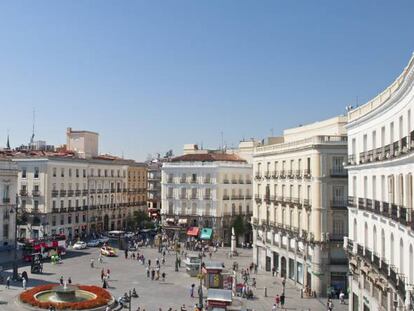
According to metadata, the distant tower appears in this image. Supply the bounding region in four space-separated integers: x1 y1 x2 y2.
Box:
5 132 10 150
30 109 35 145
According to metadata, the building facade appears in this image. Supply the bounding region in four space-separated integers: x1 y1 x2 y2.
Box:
147 160 162 214
127 162 147 213
161 153 253 243
253 116 348 297
345 55 414 310
14 155 141 239
0 158 18 266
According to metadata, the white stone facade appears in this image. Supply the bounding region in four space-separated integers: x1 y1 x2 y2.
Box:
345 54 414 311
0 159 18 253
13 157 138 239
161 157 253 243
253 116 348 297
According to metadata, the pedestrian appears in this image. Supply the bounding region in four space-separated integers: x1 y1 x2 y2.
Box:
90 258 94 268
22 277 27 290
272 266 275 277
68 277 72 284
59 276 64 285
146 266 150 278
280 293 285 308
272 304 277 311
275 294 280 307
148 259 151 267
125 249 128 259
102 277 107 289
151 269 155 280
190 284 195 298
101 269 105 281
162 272 166 282
339 290 345 304
6 276 10 289
327 298 334 311
107 268 110 279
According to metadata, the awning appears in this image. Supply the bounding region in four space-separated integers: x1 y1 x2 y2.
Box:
187 227 200 237
200 228 213 240
165 218 175 223
207 289 232 302
178 219 188 225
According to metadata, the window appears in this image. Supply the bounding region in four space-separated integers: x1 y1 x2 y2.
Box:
69 169 72 177
372 130 376 150
333 218 344 236
3 224 9 239
363 134 368 152
83 169 86 178
98 169 101 177
53 168 57 177
111 170 114 177
22 168 27 178
34 200 39 210
76 169 79 178
34 167 39 179
60 200 64 209
68 215 72 224
191 174 197 183
104 170 107 177
68 200 72 208
75 215 79 223
61 168 64 177
21 200 26 209
3 184 9 200
82 214 86 222
52 201 56 209
60 215 64 225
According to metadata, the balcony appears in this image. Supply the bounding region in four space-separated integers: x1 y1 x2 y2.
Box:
254 173 262 180
287 170 294 179
245 195 252 200
231 179 237 184
223 195 230 200
279 170 286 179
2 197 10 204
303 199 311 208
51 190 58 197
190 195 198 200
97 189 103 194
264 171 271 179
246 179 252 184
179 194 187 200
190 179 197 184
32 190 40 197
67 190 74 197
166 194 174 199
203 195 211 200
294 170 302 179
347 154 356 165
255 195 262 204
167 178 174 183
331 199 347 209
330 168 347 178
75 190 81 196
223 179 230 184
180 178 186 184
303 169 311 178
20 189 28 197
238 179 244 184
204 179 211 184
271 171 278 179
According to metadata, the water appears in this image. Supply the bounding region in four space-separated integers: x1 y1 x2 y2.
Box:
35 290 96 303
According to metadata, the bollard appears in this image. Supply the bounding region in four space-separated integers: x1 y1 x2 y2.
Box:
264 287 267 297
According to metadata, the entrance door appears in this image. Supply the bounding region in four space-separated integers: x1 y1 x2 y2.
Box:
281 257 287 278
265 256 271 272
306 271 311 291
273 252 279 272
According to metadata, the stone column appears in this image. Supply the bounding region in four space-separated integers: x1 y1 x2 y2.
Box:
311 245 324 297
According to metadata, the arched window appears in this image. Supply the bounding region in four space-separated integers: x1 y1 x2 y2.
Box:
353 219 357 243
364 222 368 248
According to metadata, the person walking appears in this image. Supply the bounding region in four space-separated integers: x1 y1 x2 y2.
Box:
151 269 155 280
271 266 275 277
101 269 105 281
280 293 285 309
22 277 27 290
59 276 64 285
339 290 345 304
190 284 195 298
68 277 72 284
327 298 334 311
275 294 280 307
6 276 10 289
106 268 110 279
146 266 150 278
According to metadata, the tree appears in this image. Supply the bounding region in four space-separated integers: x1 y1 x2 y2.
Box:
133 210 151 229
232 215 246 238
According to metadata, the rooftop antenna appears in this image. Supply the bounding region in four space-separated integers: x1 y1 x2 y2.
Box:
30 108 35 144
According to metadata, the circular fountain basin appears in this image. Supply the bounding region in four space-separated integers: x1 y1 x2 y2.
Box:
35 285 96 303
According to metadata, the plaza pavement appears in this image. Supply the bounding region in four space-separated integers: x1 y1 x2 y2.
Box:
0 246 348 311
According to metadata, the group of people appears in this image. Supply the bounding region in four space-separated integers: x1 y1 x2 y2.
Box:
145 256 167 282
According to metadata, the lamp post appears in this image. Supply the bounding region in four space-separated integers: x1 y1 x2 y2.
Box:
12 194 19 280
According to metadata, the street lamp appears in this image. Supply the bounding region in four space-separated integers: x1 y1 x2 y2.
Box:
10 194 19 280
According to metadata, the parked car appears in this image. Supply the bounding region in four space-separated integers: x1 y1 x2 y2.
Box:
87 240 100 247
101 246 116 257
73 241 87 250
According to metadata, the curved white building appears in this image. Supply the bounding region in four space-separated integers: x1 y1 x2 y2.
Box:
345 54 414 310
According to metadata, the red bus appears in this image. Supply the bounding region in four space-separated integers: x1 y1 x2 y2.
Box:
22 234 67 262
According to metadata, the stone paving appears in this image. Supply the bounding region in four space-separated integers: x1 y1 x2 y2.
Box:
0 246 348 310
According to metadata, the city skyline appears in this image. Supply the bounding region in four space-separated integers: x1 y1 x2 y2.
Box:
1 1 413 160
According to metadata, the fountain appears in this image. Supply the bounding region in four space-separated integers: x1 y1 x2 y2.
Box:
19 282 114 310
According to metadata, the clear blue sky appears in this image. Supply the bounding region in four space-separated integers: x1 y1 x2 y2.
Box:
0 1 413 160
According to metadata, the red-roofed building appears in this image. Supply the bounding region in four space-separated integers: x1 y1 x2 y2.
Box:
161 144 254 244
